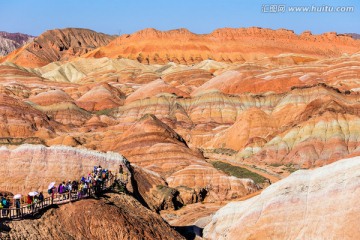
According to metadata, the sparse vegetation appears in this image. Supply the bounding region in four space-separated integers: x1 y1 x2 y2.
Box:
93 108 116 116
212 148 238 156
156 185 167 190
269 163 282 167
269 162 298 173
0 137 44 145
211 161 267 184
283 163 298 173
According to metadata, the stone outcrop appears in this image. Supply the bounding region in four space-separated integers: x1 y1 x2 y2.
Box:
131 165 183 212
203 156 360 240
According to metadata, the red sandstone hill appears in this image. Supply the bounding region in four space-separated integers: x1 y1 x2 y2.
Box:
84 27 360 64
0 28 114 67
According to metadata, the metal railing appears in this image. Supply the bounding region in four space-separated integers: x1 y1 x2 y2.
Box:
0 176 115 220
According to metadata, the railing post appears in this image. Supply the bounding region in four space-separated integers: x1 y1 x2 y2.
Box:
3 168 119 221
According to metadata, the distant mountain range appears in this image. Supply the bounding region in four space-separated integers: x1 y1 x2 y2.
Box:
347 33 360 39
2 28 360 68
1 28 359 64
0 31 34 56
0 28 114 67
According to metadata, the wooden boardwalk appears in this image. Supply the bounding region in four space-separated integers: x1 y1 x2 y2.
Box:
0 177 116 220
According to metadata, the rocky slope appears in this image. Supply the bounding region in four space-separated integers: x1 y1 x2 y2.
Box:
0 31 34 56
1 193 184 240
84 27 360 64
203 156 360 239
0 145 131 194
0 28 114 67
106 114 259 205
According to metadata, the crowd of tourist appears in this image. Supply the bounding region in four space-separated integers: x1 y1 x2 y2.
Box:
48 165 115 200
0 164 127 219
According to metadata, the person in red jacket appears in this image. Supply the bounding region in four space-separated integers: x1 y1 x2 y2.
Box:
27 195 33 213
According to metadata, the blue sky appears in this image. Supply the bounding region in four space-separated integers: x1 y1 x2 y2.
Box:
0 0 359 36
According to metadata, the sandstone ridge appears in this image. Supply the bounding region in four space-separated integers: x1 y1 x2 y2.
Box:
85 27 360 64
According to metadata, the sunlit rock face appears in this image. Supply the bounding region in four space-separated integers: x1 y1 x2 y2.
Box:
203 156 360 240
0 145 131 194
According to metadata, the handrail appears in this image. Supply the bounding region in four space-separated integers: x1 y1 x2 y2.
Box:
0 174 116 220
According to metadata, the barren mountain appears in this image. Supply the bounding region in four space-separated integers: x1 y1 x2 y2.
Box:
0 28 114 67
0 31 34 56
84 27 360 64
1 26 360 239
